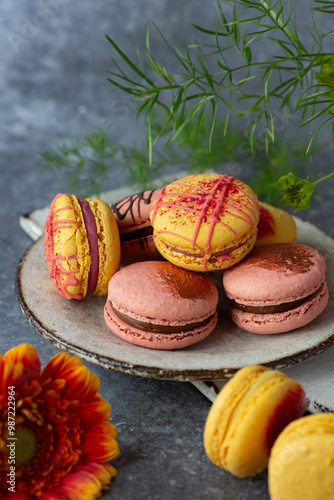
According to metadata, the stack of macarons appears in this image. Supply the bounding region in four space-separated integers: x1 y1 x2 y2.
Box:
204 364 334 500
43 177 332 498
44 172 329 349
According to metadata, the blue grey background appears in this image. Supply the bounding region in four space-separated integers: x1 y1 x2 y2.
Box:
0 1 333 499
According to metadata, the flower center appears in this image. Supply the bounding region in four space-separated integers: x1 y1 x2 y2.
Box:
15 427 37 466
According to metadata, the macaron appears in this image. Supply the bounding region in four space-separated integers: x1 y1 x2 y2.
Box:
268 413 334 500
150 173 260 272
223 243 329 334
104 261 218 350
45 193 121 299
204 365 305 478
255 202 297 246
111 188 163 265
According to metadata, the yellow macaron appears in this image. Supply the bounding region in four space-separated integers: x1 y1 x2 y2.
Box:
268 413 334 500
255 202 297 246
44 193 120 299
203 365 305 478
150 173 260 272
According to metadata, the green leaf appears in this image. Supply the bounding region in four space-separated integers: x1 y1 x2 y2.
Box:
105 35 155 87
191 23 227 37
275 173 314 211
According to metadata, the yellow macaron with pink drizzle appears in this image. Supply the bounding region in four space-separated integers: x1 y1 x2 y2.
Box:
44 193 120 300
149 173 260 272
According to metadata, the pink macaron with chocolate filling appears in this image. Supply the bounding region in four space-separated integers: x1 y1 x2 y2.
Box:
104 261 219 349
223 243 329 334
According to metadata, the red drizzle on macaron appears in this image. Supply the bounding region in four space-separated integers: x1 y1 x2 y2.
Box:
257 205 275 239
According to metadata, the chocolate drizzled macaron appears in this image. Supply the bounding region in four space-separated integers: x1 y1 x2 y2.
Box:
111 189 163 266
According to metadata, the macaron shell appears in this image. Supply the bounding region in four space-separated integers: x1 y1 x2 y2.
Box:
150 174 259 271
111 189 162 232
255 202 297 246
221 372 305 477
223 243 326 304
118 234 163 267
204 365 268 466
230 281 329 334
154 226 257 272
268 414 334 500
104 300 218 350
89 198 120 295
204 365 305 478
44 193 90 299
108 261 218 323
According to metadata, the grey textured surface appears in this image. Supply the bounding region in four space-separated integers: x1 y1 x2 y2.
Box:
0 1 333 499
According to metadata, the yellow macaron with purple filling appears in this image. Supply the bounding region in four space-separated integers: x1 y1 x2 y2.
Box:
150 173 260 272
268 413 334 500
44 193 120 299
204 365 305 478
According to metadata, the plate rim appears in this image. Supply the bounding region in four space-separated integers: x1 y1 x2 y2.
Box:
15 218 334 381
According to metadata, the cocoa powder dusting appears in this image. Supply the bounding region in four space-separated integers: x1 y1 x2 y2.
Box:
152 262 213 299
251 244 314 274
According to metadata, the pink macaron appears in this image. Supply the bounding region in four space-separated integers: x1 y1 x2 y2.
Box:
110 189 163 266
223 243 329 334
104 261 218 349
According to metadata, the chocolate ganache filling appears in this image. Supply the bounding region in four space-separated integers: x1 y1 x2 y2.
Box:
111 304 213 334
78 199 99 294
229 285 323 314
120 225 153 242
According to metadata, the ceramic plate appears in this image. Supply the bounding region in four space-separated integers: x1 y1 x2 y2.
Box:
16 218 334 381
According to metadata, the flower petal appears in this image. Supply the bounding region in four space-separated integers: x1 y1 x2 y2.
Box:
41 462 117 500
60 366 100 403
81 423 120 462
40 352 82 382
1 360 24 393
2 344 41 389
79 398 111 424
41 354 100 402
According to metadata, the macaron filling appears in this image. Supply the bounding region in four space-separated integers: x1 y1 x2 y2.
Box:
111 303 214 334
229 284 324 314
78 198 99 294
162 238 249 259
120 225 153 242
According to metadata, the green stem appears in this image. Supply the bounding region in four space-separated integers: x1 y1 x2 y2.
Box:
313 171 334 185
260 0 299 50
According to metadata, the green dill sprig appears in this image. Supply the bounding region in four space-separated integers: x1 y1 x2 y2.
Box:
40 115 312 208
105 0 334 162
40 130 118 197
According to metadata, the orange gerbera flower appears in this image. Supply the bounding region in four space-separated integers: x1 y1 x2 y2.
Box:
0 344 120 499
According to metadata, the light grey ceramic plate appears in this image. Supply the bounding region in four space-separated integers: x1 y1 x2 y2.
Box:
16 218 334 381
